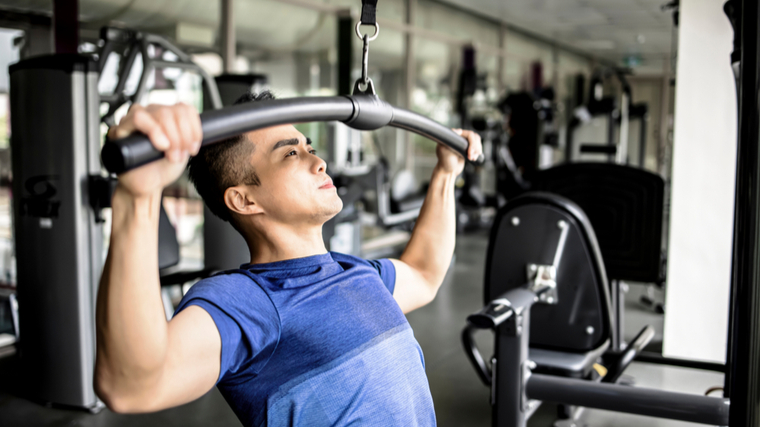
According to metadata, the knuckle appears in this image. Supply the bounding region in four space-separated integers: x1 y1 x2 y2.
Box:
157 107 174 122
131 109 149 124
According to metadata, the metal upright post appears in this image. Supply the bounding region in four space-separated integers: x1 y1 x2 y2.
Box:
53 0 79 54
610 279 624 352
337 11 353 96
403 0 417 173
725 0 760 425
492 309 531 427
220 0 235 73
487 288 539 427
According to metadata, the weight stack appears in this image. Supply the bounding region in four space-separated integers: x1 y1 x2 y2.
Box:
9 54 102 410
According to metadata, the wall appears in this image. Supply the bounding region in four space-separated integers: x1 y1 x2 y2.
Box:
662 0 736 363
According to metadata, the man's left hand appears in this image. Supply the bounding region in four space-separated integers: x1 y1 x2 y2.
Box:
435 129 483 176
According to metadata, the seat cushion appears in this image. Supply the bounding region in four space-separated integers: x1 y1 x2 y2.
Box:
530 339 610 378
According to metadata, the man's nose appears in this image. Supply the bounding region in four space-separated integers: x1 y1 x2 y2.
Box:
313 155 327 174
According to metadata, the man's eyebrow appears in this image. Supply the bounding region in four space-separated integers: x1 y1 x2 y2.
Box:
271 138 300 152
270 137 312 152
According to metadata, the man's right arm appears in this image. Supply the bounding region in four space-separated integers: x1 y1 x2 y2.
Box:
94 104 221 413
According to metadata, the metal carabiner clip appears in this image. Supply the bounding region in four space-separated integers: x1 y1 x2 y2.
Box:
353 21 380 95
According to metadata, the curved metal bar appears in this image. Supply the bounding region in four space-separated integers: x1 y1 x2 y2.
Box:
102 97 354 173
101 95 483 175
461 324 492 386
388 107 472 158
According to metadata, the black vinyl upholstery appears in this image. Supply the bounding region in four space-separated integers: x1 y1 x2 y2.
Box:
531 163 665 283
485 192 614 353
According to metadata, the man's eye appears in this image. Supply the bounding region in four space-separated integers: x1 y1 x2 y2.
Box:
310 149 317 155
287 150 297 157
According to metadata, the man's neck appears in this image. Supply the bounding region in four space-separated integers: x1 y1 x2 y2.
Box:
242 220 327 265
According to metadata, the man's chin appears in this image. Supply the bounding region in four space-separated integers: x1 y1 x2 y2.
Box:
323 198 344 221
310 197 343 224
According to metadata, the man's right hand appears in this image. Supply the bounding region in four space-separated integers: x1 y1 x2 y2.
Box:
107 103 202 198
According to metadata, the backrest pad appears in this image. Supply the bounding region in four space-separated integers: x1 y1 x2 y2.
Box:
485 192 614 352
531 163 665 283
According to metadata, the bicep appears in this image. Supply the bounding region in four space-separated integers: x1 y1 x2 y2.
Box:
151 305 222 410
389 259 435 314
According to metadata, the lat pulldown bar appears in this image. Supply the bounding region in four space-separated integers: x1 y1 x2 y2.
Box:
101 94 484 175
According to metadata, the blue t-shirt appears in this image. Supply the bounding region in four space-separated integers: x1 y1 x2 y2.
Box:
174 252 435 427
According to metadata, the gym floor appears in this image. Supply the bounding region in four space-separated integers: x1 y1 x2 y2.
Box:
0 232 723 427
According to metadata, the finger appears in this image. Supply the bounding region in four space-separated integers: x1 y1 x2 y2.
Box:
186 105 203 154
131 108 171 153
181 103 203 154
460 130 477 159
173 104 198 154
467 132 483 161
108 124 131 140
151 106 184 162
108 104 144 140
452 128 463 136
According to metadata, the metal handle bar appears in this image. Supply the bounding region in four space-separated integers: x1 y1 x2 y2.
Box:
527 373 730 426
601 324 655 384
101 95 484 174
461 324 492 386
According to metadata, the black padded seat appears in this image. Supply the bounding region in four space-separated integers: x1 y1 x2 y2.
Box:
485 193 615 377
530 339 609 378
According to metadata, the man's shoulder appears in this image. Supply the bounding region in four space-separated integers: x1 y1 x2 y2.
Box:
181 269 271 306
191 269 254 289
330 251 372 266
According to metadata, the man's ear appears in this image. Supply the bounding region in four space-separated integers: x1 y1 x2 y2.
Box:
224 186 264 217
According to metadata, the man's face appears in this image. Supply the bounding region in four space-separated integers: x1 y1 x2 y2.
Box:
242 124 343 225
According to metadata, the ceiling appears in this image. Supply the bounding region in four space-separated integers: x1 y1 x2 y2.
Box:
438 0 676 75
0 0 676 75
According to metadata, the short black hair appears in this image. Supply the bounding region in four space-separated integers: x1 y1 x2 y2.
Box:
188 90 275 223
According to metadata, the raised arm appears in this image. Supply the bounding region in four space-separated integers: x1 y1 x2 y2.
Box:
95 104 220 413
391 130 482 313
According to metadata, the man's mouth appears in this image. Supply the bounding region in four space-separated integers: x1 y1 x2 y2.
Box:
319 179 335 189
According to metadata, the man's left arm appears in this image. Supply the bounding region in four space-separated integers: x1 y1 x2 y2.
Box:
391 130 482 314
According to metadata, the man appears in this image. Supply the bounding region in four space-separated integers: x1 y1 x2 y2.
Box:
95 91 482 426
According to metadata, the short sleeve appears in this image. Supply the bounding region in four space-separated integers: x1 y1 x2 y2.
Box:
174 272 280 384
366 258 397 295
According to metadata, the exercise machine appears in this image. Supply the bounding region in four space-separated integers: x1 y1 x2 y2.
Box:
9 55 104 411
530 163 665 354
566 69 647 166
461 192 725 426
461 0 760 424
4 26 225 409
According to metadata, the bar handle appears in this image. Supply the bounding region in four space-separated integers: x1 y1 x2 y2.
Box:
101 96 484 175
602 325 656 384
461 324 492 386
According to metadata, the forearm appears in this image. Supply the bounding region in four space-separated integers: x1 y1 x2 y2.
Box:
400 166 458 294
95 187 168 401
